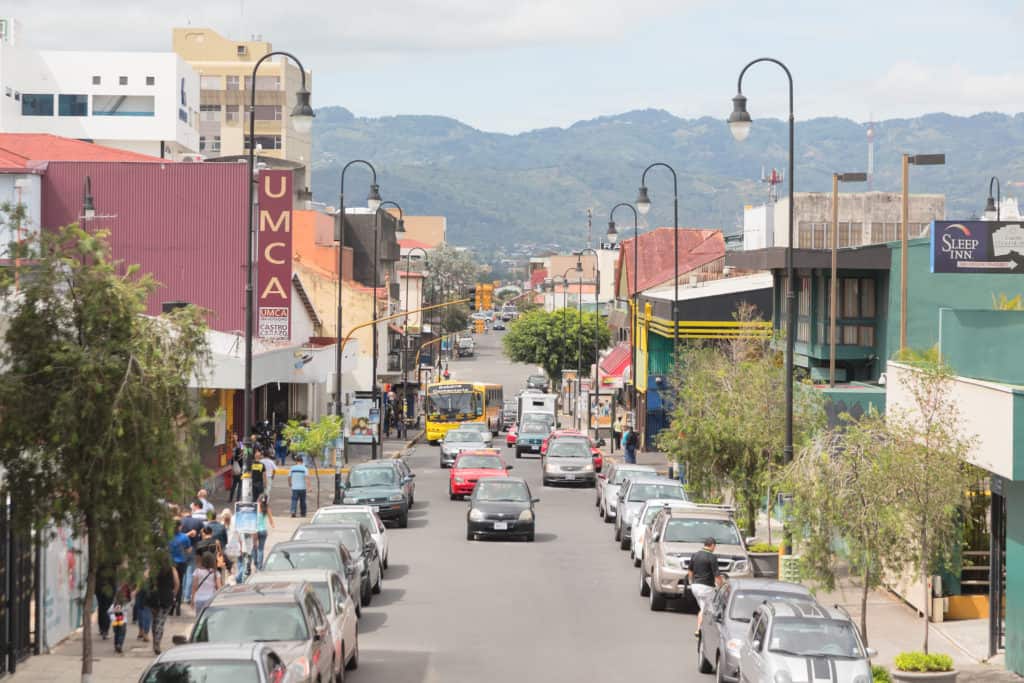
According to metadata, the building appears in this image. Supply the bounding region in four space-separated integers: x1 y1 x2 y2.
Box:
743 192 945 251
0 25 199 159
396 213 446 254
172 27 313 190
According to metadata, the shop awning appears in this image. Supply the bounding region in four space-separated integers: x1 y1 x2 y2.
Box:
600 342 631 376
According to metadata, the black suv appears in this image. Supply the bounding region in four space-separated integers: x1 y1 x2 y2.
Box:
526 374 549 392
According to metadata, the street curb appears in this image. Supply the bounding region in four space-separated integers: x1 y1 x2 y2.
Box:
389 428 425 459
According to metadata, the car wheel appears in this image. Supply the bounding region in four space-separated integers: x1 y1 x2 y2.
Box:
649 583 667 611
372 570 382 594
599 504 605 518
355 601 361 619
525 531 535 542
619 533 630 551
717 655 728 683
439 457 445 469
614 522 621 541
409 494 415 507
639 569 650 597
382 554 388 570
515 449 521 458
604 506 614 524
466 528 474 541
335 648 345 683
449 492 458 501
361 581 371 607
398 514 408 529
346 632 359 671
698 637 714 674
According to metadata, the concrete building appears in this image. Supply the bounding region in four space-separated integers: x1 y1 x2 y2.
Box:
743 192 945 251
172 27 313 191
0 25 199 159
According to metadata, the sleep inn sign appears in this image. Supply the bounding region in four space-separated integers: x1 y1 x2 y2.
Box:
931 220 1024 274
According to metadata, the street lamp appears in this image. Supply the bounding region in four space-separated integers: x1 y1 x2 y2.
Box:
899 153 945 350
728 57 795 463
985 176 1001 221
637 162 679 354
576 247 601 438
608 202 639 431
828 171 868 388
402 244 429 428
82 176 96 219
245 50 314 458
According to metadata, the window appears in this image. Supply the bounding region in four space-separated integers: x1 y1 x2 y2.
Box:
21 93 54 116
225 104 240 123
859 279 875 318
226 75 240 90
798 276 811 317
798 222 812 248
254 104 282 121
244 134 282 150
200 103 221 122
93 94 154 116
146 76 155 86
119 76 128 85
199 135 221 153
244 75 280 90
200 75 221 90
58 94 88 116
842 279 859 318
91 76 101 85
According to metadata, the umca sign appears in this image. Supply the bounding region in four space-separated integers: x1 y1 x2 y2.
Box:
930 220 1024 274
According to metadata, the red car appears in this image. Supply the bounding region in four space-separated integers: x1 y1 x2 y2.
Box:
541 430 604 471
505 423 518 448
449 450 512 499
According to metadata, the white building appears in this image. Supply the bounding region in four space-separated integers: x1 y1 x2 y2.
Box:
0 35 199 159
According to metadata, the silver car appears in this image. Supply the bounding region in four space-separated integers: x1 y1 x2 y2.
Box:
138 642 291 682
459 421 495 447
440 428 489 467
312 504 390 571
596 463 656 523
739 601 876 683
614 476 688 550
542 436 596 486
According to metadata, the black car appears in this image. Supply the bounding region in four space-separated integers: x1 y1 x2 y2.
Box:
466 477 539 542
492 320 506 331
341 462 414 527
526 374 549 392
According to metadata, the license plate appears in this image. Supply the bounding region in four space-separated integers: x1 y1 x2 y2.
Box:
372 506 380 512
493 522 508 530
566 474 576 481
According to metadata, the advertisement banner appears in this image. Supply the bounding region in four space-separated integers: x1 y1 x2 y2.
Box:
930 220 1024 273
591 394 613 429
234 502 259 533
346 398 377 444
257 170 294 340
42 525 85 650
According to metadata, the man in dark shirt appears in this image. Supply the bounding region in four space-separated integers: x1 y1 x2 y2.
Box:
250 454 266 501
688 537 724 637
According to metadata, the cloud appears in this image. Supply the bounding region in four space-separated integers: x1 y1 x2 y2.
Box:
868 62 1024 117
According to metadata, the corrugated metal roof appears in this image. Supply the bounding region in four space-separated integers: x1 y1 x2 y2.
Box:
41 161 250 333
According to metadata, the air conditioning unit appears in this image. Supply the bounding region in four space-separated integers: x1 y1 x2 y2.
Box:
181 154 205 163
236 45 248 57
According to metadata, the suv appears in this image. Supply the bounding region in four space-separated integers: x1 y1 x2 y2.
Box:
739 601 875 683
176 582 335 682
526 374 549 392
614 477 688 550
640 506 752 611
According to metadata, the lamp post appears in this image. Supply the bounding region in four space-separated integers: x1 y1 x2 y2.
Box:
899 153 945 351
728 57 795 463
245 50 314 455
985 176 1001 221
576 248 601 438
636 162 679 355
576 262 584 428
402 244 429 427
607 202 639 424
828 171 867 387
558 266 574 416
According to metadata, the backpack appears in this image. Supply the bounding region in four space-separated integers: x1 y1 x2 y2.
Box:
625 431 638 449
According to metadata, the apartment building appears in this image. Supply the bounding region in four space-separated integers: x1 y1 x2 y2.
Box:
173 27 313 192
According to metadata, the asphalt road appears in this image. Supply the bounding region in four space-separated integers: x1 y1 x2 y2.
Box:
346 330 698 682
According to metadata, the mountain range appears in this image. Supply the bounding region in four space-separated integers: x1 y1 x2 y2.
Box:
310 107 1024 251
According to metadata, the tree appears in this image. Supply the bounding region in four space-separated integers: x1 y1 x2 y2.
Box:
282 415 342 509
502 308 610 382
0 221 209 681
425 244 479 302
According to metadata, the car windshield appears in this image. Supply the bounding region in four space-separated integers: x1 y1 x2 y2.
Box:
627 483 686 502
192 603 308 642
294 527 361 554
143 661 260 682
461 424 489 434
548 440 590 458
456 455 503 469
611 468 652 485
446 431 482 443
519 422 549 435
348 468 397 487
528 375 547 385
663 518 740 545
264 548 342 573
474 481 530 502
313 511 373 535
729 592 815 622
768 618 864 658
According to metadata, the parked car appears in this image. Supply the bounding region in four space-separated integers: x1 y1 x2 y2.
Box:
640 506 753 611
457 421 494 447
247 569 360 677
341 462 415 527
514 419 552 458
595 463 656 523
738 600 875 683
311 504 390 571
139 642 291 682
291 523 382 606
614 476 688 549
173 582 335 683
440 428 490 468
262 540 363 617
500 399 518 432
630 498 696 567
541 435 596 487
697 578 816 681
466 477 539 542
542 430 604 471
450 450 511 499
526 374 550 392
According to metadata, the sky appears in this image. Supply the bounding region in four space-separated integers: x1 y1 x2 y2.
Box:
12 0 1024 133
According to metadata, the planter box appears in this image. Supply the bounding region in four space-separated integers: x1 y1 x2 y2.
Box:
749 552 779 578
892 670 958 683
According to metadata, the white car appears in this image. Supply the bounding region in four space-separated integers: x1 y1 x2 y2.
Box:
312 505 390 571
629 499 696 567
597 463 656 523
247 569 360 678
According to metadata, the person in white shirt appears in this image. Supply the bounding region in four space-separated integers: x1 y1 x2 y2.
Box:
196 489 215 516
259 453 278 494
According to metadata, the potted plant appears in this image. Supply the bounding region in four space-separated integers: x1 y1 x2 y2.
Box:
746 541 780 578
873 665 893 683
891 652 957 683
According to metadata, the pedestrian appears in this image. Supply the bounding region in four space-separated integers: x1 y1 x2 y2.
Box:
688 537 724 637
194 526 221 565
229 518 255 584
289 456 310 518
168 521 192 617
133 575 152 643
229 444 244 502
250 454 267 501
612 415 624 452
623 424 638 464
190 552 221 616
205 510 228 550
255 493 275 569
196 488 215 516
275 433 289 467
216 509 234 574
149 551 178 655
259 449 277 495
108 583 132 654
180 502 204 600
95 556 118 641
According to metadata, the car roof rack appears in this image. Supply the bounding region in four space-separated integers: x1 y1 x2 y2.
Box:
691 503 736 518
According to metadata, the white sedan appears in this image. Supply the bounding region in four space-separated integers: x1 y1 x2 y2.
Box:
630 499 696 567
312 505 390 571
597 463 656 523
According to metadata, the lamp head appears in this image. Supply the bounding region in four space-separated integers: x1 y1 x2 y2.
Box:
395 218 407 239
985 195 997 214
635 186 651 215
367 184 382 212
728 94 752 142
290 89 315 135
82 176 96 219
606 220 618 244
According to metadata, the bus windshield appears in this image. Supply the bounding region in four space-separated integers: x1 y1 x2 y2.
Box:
427 385 483 420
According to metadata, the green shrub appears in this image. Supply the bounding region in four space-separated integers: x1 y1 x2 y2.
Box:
748 542 779 553
873 665 892 683
894 652 954 672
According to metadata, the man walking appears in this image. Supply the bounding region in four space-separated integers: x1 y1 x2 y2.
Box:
249 453 266 501
688 537 724 637
259 450 277 495
623 423 638 464
289 456 310 518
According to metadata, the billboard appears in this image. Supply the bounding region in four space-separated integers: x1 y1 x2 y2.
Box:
346 397 378 444
930 220 1024 274
257 170 294 339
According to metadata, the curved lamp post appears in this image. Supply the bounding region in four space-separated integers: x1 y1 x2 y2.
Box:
576 247 601 438
607 202 639 425
636 162 678 354
245 50 314 460
401 243 429 425
986 176 1001 221
728 57 795 463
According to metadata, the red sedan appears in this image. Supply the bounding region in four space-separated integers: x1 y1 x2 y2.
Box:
449 450 512 500
541 430 604 472
506 423 518 448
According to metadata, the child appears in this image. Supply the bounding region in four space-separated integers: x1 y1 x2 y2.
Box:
109 583 132 654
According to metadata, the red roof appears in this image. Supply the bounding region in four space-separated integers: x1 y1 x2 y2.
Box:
600 342 631 377
615 227 724 296
0 134 164 168
399 238 434 250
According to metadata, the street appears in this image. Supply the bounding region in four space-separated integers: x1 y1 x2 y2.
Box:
346 331 696 682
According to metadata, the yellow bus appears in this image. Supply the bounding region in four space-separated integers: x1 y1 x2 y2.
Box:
425 381 485 443
478 382 504 435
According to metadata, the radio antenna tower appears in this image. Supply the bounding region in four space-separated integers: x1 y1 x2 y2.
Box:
866 117 875 191
760 166 784 203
